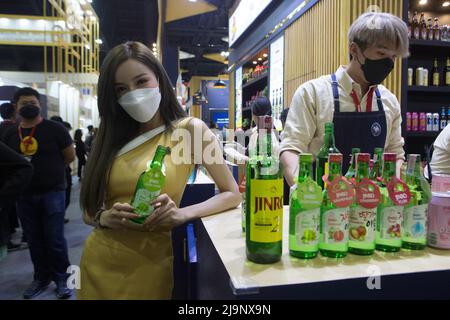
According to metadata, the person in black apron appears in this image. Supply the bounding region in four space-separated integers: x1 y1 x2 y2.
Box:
331 73 387 173
280 12 409 187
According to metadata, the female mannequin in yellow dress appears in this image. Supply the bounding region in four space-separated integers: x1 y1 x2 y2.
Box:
78 42 241 299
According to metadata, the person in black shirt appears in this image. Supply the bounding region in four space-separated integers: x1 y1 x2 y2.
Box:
0 102 17 138
0 141 33 261
2 87 75 300
74 129 87 180
50 116 73 221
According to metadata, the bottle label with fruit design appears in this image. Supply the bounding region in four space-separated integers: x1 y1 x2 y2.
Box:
131 168 164 219
250 179 283 243
325 176 355 208
387 177 411 206
322 208 349 244
295 209 320 247
349 206 376 242
380 206 403 240
403 204 428 239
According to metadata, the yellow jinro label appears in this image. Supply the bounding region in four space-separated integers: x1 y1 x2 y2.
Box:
250 178 283 243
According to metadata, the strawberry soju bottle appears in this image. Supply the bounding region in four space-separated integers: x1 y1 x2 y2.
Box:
319 153 354 258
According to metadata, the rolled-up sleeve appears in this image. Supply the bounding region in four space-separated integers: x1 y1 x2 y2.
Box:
280 83 317 156
384 93 405 161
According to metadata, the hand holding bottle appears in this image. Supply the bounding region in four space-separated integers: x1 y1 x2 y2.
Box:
143 194 188 232
99 202 147 231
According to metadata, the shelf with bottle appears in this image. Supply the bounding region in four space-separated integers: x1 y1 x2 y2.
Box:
242 48 270 86
405 108 449 136
407 57 450 89
408 11 449 43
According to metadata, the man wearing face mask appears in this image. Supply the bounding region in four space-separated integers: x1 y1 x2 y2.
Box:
1 87 76 299
280 12 409 186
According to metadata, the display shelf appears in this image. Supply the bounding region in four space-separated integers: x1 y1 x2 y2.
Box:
404 131 440 138
410 39 450 48
242 73 268 90
408 86 450 93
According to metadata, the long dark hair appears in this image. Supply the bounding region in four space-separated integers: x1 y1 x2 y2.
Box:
80 41 187 216
74 129 83 143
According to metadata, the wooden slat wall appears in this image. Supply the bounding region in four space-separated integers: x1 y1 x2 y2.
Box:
284 0 404 106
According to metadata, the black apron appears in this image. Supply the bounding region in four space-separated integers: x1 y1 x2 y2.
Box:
331 73 387 173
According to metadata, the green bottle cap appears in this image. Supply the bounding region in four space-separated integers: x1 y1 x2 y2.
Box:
324 122 334 132
374 147 384 154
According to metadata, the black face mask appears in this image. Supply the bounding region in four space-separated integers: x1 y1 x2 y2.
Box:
359 53 395 85
19 104 40 119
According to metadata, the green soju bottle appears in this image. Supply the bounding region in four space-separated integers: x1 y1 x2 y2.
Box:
289 153 323 259
316 123 340 190
369 147 384 182
246 116 284 264
131 145 170 224
402 154 431 250
345 148 361 180
349 153 380 255
376 153 410 252
319 153 353 258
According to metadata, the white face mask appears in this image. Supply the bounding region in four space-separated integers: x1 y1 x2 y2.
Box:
118 87 161 123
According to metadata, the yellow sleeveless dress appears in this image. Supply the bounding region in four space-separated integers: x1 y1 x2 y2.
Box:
78 117 195 299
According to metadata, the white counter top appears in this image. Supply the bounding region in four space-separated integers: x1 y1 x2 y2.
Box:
201 206 450 291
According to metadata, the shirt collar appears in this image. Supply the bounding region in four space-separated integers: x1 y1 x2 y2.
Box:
334 65 378 97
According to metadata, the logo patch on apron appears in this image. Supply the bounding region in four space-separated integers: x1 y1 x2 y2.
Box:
371 122 382 137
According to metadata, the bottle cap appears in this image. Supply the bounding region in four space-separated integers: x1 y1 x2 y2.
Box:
357 153 370 163
383 153 397 162
329 153 343 163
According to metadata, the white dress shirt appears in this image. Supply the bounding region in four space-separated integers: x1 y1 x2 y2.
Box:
280 66 405 160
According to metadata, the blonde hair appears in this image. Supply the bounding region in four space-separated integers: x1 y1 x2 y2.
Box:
349 12 410 58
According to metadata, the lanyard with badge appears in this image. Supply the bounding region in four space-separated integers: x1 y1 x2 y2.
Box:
18 124 39 160
349 88 375 113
